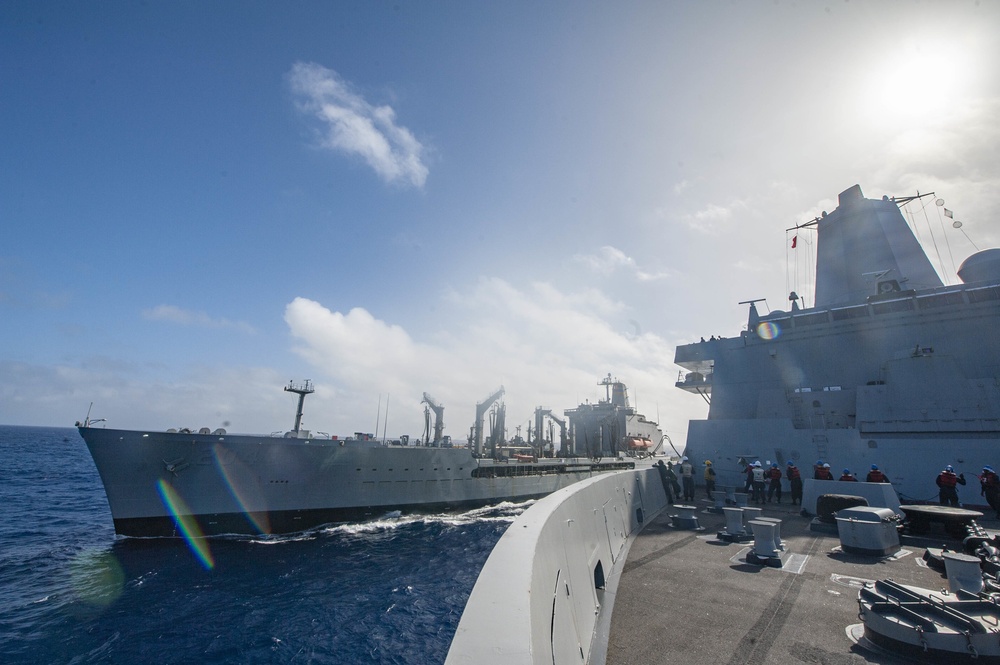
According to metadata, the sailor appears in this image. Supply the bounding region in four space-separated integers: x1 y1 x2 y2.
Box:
666 461 682 499
786 461 803 506
655 460 675 504
979 466 1000 518
866 464 888 483
704 460 716 498
743 461 754 494
815 463 834 481
765 462 783 503
751 461 766 504
936 465 966 507
839 468 857 482
813 460 827 480
680 456 695 502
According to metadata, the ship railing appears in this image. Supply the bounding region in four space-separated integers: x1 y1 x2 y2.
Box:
756 283 1000 334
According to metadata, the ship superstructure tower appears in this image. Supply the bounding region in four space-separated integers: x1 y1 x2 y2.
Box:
674 185 1000 501
565 374 663 457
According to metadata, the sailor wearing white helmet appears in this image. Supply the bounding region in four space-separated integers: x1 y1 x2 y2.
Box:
680 456 695 501
751 461 766 504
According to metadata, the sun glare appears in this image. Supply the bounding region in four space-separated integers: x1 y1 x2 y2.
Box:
860 39 973 129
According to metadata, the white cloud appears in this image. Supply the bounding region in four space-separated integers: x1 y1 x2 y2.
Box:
682 201 747 236
142 305 256 334
573 246 671 282
288 62 429 188
283 279 698 443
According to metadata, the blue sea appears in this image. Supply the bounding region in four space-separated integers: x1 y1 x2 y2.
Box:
0 426 520 664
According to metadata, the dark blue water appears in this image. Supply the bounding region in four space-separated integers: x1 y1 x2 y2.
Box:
0 426 519 664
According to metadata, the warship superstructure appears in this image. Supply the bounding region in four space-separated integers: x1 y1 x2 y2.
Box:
675 185 1000 503
78 378 660 537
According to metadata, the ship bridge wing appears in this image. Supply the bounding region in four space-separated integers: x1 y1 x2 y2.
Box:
674 339 717 397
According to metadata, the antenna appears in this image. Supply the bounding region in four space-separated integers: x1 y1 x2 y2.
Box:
382 394 390 444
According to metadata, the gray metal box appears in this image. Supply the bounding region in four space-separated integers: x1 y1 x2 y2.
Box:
836 506 900 556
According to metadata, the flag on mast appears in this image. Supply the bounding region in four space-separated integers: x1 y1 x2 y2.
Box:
791 235 797 249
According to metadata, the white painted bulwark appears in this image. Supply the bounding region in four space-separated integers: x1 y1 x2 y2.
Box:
445 468 669 665
800 479 902 516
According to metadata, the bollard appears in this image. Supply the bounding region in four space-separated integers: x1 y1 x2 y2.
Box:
749 520 779 558
723 507 745 536
718 507 752 542
670 504 702 530
710 490 727 513
742 506 762 533
734 492 748 508
755 516 783 551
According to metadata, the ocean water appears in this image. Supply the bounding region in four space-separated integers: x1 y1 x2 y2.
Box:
0 426 519 664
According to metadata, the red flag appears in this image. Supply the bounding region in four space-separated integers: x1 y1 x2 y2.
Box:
791 236 797 249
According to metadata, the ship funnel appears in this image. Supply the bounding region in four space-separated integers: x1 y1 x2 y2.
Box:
814 185 943 307
611 382 629 408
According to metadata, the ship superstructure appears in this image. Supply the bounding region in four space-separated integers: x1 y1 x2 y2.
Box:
564 374 665 457
675 185 1000 503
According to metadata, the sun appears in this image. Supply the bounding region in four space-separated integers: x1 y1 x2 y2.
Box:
859 38 974 130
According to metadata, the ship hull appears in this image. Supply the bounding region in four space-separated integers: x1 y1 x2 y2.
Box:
80 427 634 537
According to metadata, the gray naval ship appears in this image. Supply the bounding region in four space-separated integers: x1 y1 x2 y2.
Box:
77 377 662 537
675 184 1000 504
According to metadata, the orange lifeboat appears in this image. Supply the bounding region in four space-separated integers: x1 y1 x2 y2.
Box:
626 436 652 450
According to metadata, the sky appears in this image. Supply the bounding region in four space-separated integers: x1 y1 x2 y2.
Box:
2 1 999 447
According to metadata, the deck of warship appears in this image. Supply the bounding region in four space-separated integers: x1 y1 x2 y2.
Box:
604 496 987 665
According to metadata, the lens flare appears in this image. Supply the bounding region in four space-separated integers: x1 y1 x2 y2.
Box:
213 442 271 534
156 479 215 569
756 321 781 340
69 549 125 608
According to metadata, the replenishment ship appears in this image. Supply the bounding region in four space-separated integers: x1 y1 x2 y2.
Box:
78 376 662 537
675 185 1000 504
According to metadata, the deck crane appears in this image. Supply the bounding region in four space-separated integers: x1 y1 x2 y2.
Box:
488 402 506 458
472 386 504 457
421 392 445 446
548 412 569 456
533 407 568 458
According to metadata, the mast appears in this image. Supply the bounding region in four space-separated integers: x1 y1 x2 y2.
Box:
284 380 315 434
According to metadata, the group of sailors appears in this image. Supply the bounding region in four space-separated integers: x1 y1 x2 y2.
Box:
808 460 889 484
740 460 803 505
665 456 1000 519
738 459 891 506
654 457 698 504
936 464 1000 516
